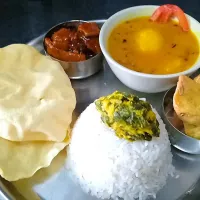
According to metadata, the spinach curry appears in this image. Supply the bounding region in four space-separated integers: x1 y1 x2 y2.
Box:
95 91 160 141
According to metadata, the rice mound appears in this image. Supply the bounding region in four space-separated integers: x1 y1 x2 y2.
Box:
67 103 175 200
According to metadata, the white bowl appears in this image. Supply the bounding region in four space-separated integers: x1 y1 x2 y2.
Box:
99 5 200 93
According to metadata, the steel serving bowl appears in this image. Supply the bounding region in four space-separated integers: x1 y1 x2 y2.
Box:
43 20 103 79
162 86 200 154
99 5 200 93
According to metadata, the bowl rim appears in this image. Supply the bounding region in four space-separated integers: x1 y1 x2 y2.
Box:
99 5 200 79
43 19 102 64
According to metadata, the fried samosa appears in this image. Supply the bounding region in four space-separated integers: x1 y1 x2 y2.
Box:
173 75 200 125
184 122 200 139
173 75 200 139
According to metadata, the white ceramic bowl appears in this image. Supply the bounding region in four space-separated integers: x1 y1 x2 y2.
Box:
99 5 200 93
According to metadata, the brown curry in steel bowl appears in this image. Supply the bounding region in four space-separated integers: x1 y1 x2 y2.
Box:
43 20 103 79
44 21 101 62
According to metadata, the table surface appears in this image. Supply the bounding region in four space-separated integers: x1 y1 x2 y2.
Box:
1 0 200 47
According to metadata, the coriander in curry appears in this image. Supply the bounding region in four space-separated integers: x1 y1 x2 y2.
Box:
95 91 160 141
108 16 199 75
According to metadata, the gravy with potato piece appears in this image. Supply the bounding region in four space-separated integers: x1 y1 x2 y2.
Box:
108 16 199 75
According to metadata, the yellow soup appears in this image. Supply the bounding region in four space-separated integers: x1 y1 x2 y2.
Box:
108 16 199 75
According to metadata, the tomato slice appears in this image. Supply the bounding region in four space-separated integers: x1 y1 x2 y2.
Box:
150 4 189 32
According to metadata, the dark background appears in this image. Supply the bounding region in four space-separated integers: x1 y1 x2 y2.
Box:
0 0 200 46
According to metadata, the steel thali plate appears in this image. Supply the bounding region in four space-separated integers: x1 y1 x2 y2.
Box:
0 19 200 200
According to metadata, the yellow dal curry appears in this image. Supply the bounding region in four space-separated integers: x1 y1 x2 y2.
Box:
108 16 199 75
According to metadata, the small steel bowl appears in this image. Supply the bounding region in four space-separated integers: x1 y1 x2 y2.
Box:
43 20 103 79
162 86 200 154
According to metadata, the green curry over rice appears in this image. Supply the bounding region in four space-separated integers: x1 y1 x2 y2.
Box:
95 91 160 141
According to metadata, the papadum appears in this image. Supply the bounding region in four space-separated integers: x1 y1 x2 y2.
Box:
0 44 76 142
0 44 76 181
0 131 70 181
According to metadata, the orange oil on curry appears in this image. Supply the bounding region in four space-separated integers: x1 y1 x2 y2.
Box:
108 16 199 75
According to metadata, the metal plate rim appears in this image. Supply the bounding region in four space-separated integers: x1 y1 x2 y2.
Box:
0 18 200 200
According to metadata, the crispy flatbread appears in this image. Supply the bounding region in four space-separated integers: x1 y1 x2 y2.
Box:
0 130 70 181
173 75 200 125
0 44 75 181
0 44 76 142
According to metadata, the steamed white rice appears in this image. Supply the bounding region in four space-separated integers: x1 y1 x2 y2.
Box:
66 102 175 200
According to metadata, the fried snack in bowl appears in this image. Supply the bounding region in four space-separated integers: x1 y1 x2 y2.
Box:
173 75 200 125
173 75 200 139
0 44 76 142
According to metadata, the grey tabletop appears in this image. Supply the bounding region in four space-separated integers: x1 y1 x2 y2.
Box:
0 0 200 47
